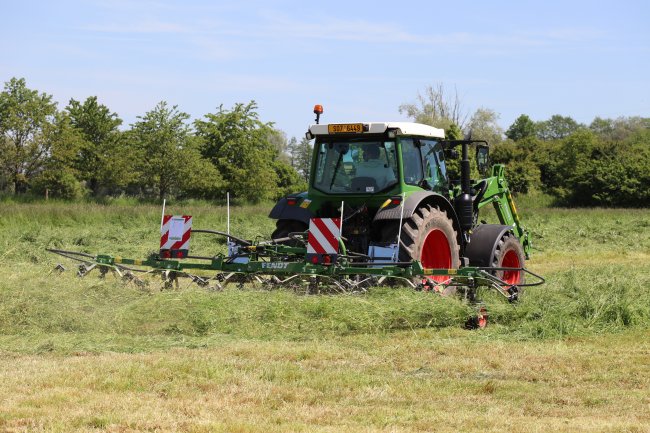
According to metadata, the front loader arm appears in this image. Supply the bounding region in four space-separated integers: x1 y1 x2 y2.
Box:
475 164 531 258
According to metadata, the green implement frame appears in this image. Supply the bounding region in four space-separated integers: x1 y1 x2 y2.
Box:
476 164 531 257
47 232 543 301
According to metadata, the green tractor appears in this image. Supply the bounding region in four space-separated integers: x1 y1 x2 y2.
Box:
270 105 530 288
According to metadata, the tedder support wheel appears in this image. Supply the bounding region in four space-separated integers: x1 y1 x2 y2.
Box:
465 306 489 330
271 219 308 246
493 232 526 287
383 204 460 286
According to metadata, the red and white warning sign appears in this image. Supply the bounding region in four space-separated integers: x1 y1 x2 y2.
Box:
307 218 340 264
160 215 192 258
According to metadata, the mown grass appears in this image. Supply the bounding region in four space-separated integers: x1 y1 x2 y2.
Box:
1 330 648 432
1 199 648 348
0 199 649 431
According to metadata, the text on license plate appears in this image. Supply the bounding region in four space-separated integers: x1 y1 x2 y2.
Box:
328 123 364 133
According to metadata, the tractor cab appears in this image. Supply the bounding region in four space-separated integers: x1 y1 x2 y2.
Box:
310 125 449 197
307 121 449 199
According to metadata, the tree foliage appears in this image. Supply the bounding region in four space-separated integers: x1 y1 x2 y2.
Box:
0 77 309 202
31 113 86 199
288 136 313 183
589 116 650 142
66 96 124 195
535 129 650 206
401 86 650 205
399 83 469 131
131 102 223 200
491 138 540 194
535 114 583 141
506 114 536 141
0 78 57 193
501 114 650 205
195 101 287 202
2 76 649 207
467 108 504 144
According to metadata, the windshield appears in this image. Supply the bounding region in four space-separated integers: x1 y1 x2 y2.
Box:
313 139 398 194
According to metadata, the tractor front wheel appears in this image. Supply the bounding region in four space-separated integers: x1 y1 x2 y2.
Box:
492 232 526 287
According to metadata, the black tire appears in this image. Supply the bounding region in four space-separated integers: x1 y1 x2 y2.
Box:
492 232 526 287
271 220 308 246
381 204 460 286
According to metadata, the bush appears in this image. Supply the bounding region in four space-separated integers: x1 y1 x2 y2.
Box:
490 139 540 193
31 170 86 200
537 129 650 206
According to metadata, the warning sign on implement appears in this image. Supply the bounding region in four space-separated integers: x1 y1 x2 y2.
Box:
160 215 192 258
306 218 340 265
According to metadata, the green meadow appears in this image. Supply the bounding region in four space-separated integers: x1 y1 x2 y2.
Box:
0 198 648 432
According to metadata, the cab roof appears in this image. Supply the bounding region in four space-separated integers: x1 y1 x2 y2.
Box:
308 122 445 139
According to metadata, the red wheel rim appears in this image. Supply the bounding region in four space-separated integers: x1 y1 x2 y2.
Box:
420 229 452 283
501 249 521 285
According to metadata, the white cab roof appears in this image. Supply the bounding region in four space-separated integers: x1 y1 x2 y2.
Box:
309 122 445 139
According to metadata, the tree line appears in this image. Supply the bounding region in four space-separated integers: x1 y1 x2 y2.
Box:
0 77 312 202
400 85 650 207
2 78 649 206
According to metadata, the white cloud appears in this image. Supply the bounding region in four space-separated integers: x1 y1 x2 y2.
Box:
81 19 189 34
259 12 420 43
249 11 602 53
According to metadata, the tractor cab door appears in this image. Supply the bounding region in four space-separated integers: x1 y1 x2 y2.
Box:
421 139 448 189
400 138 448 192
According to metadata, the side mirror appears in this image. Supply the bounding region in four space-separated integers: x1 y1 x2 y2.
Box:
476 145 490 176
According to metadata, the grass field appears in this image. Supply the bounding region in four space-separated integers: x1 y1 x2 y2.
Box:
0 197 649 432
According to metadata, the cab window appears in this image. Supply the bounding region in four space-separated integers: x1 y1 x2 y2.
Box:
421 139 447 189
401 138 424 186
313 139 399 194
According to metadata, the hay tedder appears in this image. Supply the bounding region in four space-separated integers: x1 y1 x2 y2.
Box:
48 105 543 326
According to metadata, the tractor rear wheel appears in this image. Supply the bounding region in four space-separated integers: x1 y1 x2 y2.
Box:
382 205 460 286
271 220 307 246
492 232 526 287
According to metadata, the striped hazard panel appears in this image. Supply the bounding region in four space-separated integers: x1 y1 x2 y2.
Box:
160 215 192 258
307 218 340 264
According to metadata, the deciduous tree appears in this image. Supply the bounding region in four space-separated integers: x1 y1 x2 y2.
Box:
399 83 469 131
287 136 314 182
132 101 222 200
195 101 281 202
66 96 124 195
31 113 86 199
536 114 583 141
506 114 537 141
467 108 504 145
0 77 57 193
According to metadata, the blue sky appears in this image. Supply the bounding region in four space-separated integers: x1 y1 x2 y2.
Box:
1 0 648 140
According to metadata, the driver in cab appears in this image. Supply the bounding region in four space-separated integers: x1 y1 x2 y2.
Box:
355 144 396 190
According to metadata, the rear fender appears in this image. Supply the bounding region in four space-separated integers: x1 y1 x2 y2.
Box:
268 197 314 226
373 191 463 249
464 224 513 267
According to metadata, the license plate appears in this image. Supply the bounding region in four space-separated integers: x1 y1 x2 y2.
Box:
328 123 363 134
